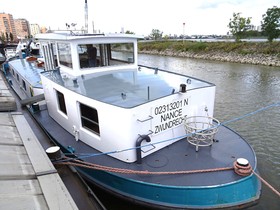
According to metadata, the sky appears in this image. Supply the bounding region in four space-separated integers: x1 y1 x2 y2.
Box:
1 0 279 36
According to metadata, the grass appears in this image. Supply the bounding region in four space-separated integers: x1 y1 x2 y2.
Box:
138 40 280 55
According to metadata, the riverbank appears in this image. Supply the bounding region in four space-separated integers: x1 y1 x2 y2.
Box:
138 41 280 67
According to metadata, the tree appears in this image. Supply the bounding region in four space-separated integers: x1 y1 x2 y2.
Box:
228 12 251 42
0 33 5 43
5 32 9 42
261 6 280 42
9 32 14 42
125 30 135 34
150 29 163 40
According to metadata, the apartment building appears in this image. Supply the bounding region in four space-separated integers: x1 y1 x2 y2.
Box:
0 13 17 42
15 18 30 39
30 24 41 37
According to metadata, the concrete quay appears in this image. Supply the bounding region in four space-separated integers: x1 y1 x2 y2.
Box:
0 112 79 210
0 73 78 209
0 73 16 111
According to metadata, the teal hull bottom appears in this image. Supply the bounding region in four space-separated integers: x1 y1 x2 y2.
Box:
77 167 261 209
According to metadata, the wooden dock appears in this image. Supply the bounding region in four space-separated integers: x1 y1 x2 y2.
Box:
0 72 78 209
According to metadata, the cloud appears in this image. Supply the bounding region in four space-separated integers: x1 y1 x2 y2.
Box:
197 0 245 9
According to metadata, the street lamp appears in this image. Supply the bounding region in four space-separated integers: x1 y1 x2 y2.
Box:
183 22 185 43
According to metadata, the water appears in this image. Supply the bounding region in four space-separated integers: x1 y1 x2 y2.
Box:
92 54 280 209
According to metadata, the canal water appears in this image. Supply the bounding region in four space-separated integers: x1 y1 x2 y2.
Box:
93 54 280 209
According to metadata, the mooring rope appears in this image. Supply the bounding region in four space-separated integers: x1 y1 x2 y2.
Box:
55 158 233 175
253 171 280 198
233 161 280 198
55 158 280 198
221 101 280 126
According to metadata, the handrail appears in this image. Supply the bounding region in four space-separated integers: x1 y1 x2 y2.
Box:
137 115 153 123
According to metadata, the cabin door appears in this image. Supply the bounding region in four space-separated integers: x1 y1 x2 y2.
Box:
41 43 56 70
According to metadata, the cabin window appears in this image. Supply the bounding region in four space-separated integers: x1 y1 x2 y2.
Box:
78 44 99 68
57 43 72 68
78 42 134 69
80 103 100 135
110 43 134 63
29 86 34 97
16 74 19 81
56 90 67 115
22 80 26 91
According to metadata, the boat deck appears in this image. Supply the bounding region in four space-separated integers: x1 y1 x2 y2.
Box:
8 58 44 88
33 106 257 187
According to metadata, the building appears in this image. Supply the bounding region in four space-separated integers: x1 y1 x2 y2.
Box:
40 26 48 33
14 18 30 39
30 24 41 37
0 13 17 42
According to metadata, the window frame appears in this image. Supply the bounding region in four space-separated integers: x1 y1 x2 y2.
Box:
78 42 134 69
57 42 73 68
22 79 26 91
79 103 100 135
56 90 67 115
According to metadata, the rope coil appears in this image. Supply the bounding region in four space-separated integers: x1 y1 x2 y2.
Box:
233 160 252 176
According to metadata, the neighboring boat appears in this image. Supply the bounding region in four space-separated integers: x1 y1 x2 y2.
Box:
16 39 41 57
4 47 17 60
0 51 5 65
5 31 261 209
2 39 44 103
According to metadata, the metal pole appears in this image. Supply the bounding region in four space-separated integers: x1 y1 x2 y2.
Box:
84 0 88 33
183 22 185 43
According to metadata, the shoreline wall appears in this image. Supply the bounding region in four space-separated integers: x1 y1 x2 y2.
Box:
139 49 280 67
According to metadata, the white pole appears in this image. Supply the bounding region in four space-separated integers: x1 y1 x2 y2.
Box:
84 0 88 33
183 22 185 43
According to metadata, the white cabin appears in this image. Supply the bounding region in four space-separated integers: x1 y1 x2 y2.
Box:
36 32 216 163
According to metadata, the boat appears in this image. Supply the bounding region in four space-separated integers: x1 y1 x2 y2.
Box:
0 51 5 65
3 31 261 209
16 39 41 57
4 47 17 60
1 39 44 102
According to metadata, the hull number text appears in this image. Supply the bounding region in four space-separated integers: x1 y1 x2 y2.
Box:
153 99 189 134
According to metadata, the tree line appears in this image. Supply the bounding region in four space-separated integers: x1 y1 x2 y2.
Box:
228 6 280 42
150 6 280 42
0 32 14 43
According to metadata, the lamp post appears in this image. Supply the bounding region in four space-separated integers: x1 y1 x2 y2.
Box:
183 22 185 43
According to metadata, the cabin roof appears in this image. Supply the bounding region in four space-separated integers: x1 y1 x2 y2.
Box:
41 67 214 108
35 32 144 42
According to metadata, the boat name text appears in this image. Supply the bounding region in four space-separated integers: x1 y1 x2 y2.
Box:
153 99 188 134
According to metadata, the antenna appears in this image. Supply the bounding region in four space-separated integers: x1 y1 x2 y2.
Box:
84 0 88 33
